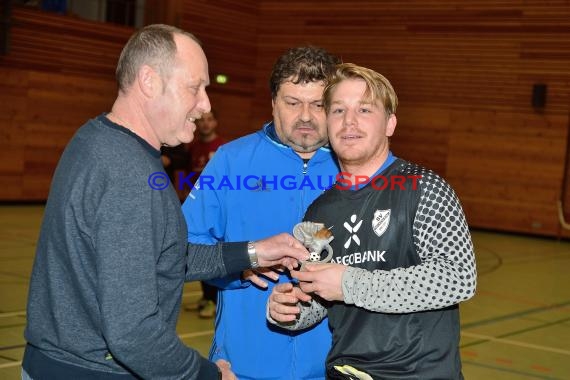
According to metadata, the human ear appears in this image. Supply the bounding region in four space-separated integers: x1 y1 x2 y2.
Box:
137 64 160 97
386 114 397 137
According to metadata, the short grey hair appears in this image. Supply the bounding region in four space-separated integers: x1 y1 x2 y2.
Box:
116 24 201 92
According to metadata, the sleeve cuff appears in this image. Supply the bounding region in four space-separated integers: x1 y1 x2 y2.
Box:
196 357 220 380
221 241 251 274
266 299 282 326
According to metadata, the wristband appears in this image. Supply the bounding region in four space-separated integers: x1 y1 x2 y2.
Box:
247 241 259 268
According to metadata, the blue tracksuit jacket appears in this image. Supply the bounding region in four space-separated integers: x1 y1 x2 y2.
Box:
182 122 340 380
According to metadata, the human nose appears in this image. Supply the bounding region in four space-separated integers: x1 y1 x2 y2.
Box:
299 103 312 122
198 88 211 114
343 108 356 126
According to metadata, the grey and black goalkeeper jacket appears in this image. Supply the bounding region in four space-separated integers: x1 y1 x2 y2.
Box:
273 158 476 380
23 115 251 380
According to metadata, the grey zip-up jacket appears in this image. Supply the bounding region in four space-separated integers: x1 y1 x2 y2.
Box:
24 115 250 379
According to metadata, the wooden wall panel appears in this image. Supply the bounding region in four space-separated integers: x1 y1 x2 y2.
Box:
0 7 130 201
389 105 452 176
445 111 567 235
2 7 131 77
205 91 255 142
0 67 117 200
0 4 258 200
180 0 259 137
2 1 570 239
253 0 570 236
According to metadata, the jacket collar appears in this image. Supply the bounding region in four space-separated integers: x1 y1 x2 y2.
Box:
263 121 285 146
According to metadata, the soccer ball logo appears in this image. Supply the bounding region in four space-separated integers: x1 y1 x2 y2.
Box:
309 251 321 261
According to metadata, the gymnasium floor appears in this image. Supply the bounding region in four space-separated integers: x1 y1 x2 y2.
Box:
0 205 568 379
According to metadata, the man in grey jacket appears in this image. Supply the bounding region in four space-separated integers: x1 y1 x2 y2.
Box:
22 24 308 380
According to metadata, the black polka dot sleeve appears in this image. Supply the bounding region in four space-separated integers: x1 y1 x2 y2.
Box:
342 166 477 313
266 292 327 331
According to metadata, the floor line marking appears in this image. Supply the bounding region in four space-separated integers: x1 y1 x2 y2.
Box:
182 290 203 299
496 316 570 340
178 330 214 339
461 331 570 356
0 291 203 317
0 331 216 369
0 311 25 318
0 361 21 369
475 289 570 310
462 360 560 380
462 300 570 329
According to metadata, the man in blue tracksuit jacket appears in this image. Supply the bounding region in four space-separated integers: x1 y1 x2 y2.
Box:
182 46 340 379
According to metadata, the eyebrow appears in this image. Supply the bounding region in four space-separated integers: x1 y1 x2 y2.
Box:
329 100 376 107
282 95 322 103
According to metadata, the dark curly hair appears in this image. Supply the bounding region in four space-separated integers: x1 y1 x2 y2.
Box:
269 46 340 99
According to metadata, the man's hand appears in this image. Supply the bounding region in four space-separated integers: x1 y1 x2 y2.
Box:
242 266 283 288
255 233 309 269
268 283 312 323
216 359 236 380
291 263 347 301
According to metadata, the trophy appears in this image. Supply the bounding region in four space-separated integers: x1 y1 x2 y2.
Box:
292 221 334 270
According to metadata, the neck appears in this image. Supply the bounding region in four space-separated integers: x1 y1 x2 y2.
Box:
109 98 161 150
297 150 316 160
340 151 390 179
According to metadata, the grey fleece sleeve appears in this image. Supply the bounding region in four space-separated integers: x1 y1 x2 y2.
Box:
342 171 477 313
185 241 250 282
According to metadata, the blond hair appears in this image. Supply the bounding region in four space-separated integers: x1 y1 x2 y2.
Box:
323 63 398 116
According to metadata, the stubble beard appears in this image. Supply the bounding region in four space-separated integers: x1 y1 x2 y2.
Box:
288 122 327 153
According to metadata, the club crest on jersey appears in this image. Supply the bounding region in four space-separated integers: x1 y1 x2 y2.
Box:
372 209 391 237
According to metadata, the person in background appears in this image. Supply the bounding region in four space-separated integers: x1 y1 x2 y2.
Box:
22 24 309 380
161 143 191 201
268 63 477 380
186 110 226 318
190 110 225 176
182 46 340 379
